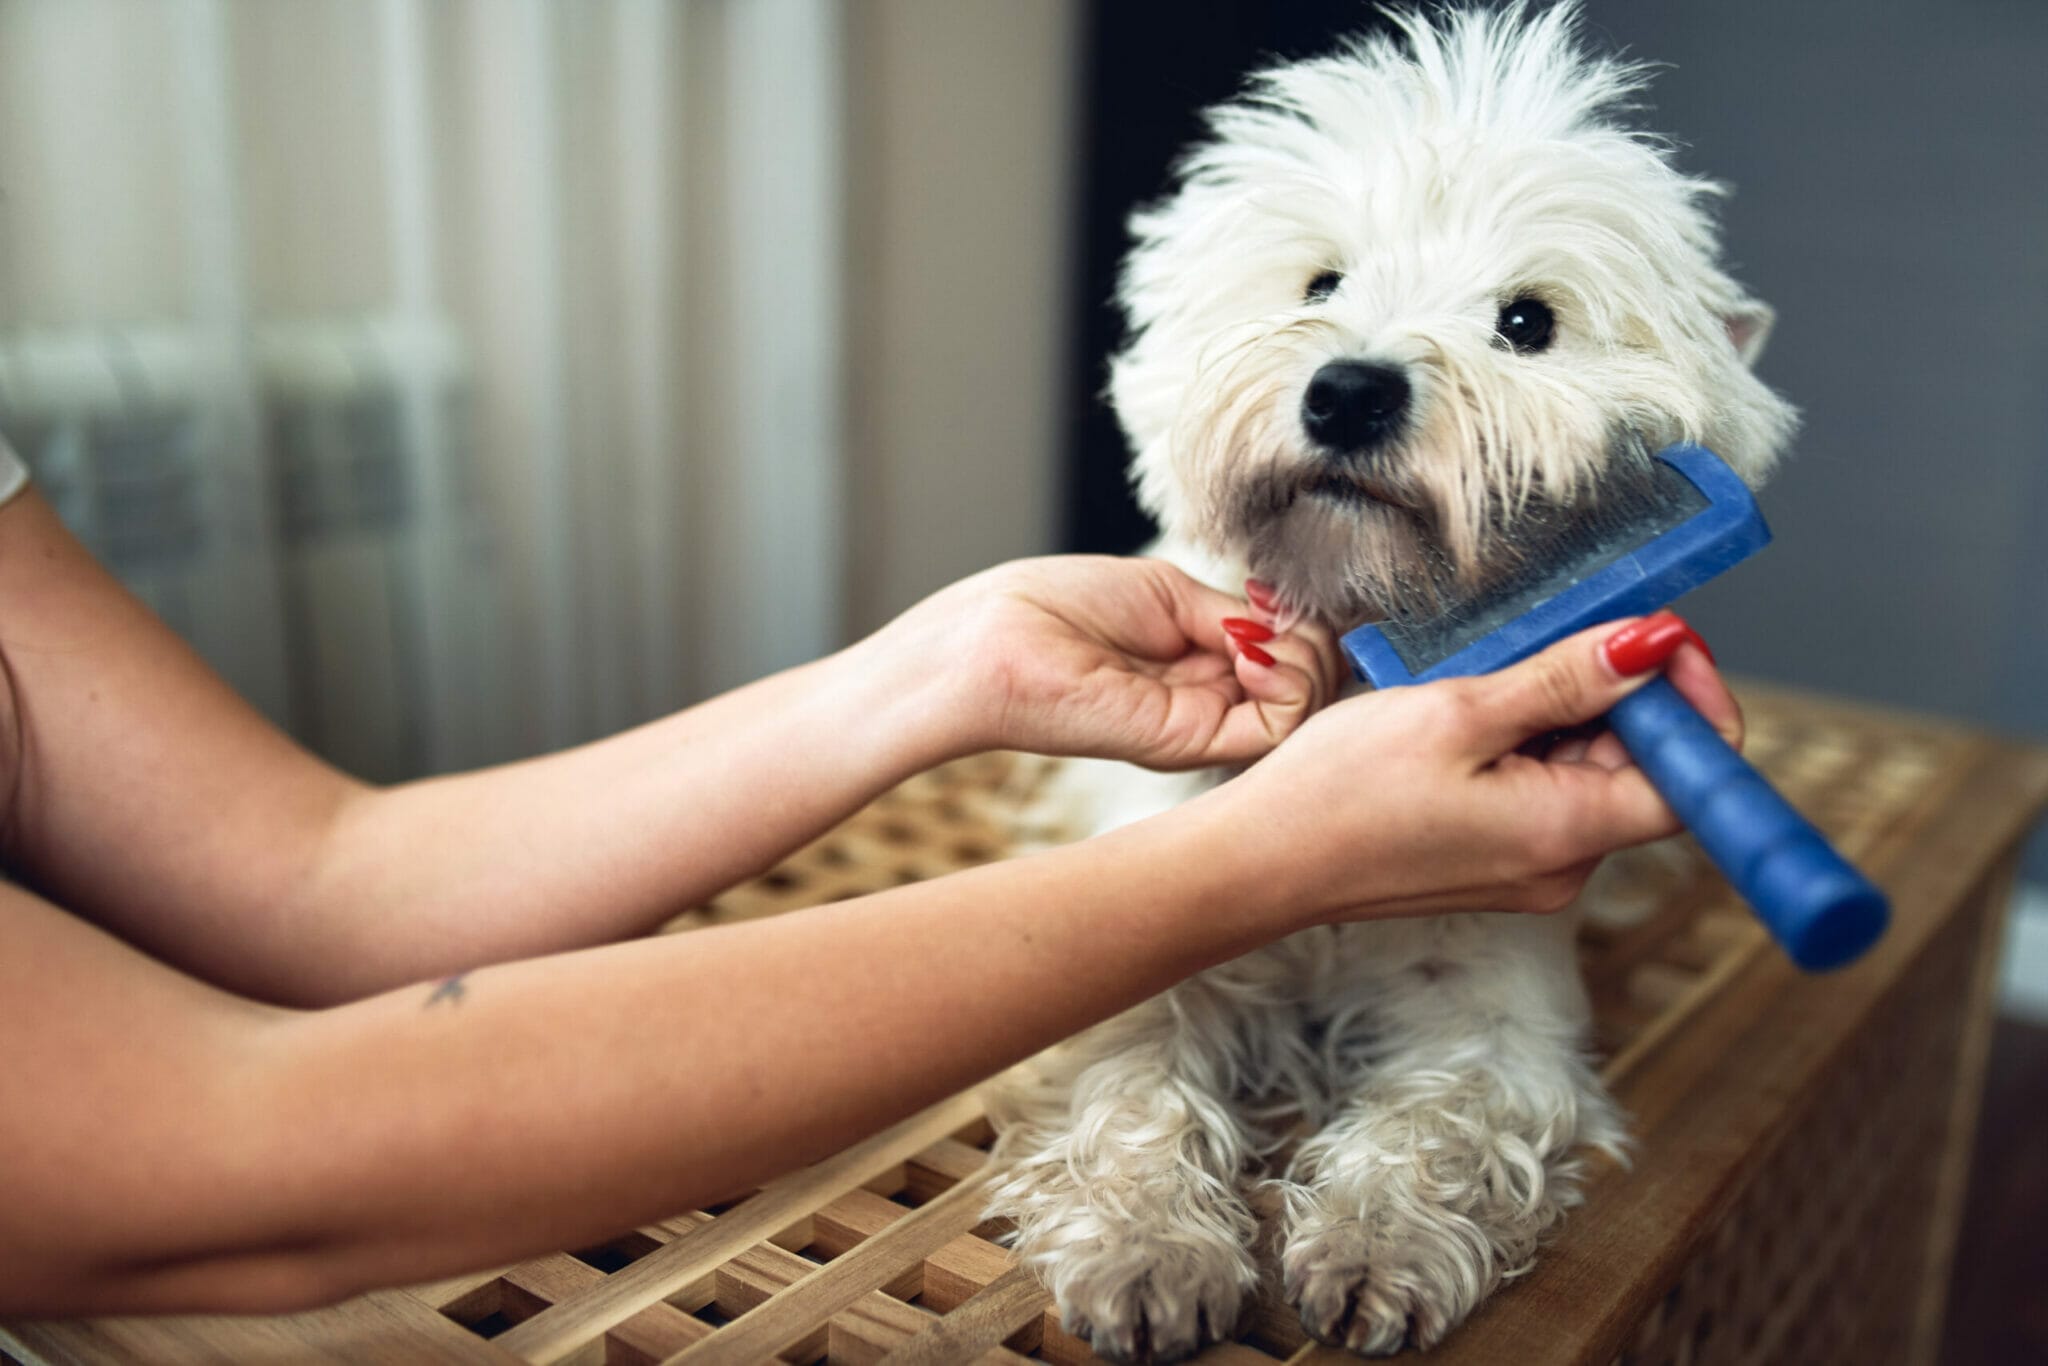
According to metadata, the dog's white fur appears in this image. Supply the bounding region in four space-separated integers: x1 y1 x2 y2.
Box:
985 6 1797 1360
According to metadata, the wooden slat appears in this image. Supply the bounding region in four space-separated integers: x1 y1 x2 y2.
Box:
495 1254 712 1366
491 1089 983 1364
877 1265 1048 1366
708 1237 933 1364
1237 1295 1309 1359
407 1264 519 1312
811 1187 925 1265
1 1288 526 1365
922 1233 1026 1316
664 1175 991 1366
905 1136 992 1203
827 1297 948 1366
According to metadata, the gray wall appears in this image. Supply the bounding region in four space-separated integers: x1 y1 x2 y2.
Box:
1576 0 2048 872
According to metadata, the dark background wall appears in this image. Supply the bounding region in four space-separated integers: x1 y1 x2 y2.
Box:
1062 0 2048 874
1062 1 1398 558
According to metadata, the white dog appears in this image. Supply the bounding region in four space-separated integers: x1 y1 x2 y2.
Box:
985 5 1797 1360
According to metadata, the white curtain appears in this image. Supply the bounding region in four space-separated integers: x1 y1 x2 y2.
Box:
0 0 848 779
0 0 1079 782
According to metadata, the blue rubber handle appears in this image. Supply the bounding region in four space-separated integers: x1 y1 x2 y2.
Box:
1607 677 1888 972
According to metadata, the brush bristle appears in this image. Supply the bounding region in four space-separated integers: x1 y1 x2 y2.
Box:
1374 461 1708 674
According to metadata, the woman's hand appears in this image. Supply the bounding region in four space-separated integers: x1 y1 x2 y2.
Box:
1208 612 1739 924
870 556 1344 769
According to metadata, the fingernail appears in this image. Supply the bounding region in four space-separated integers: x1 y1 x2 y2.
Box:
1222 616 1275 643
1245 578 1280 614
1603 610 1711 675
1238 640 1276 668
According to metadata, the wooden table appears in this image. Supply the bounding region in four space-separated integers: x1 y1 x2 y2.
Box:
8 683 2046 1366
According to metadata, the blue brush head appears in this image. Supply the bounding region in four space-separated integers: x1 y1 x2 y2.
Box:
1342 443 1769 686
1340 442 1889 973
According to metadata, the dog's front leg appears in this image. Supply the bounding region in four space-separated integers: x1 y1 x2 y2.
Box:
985 976 1279 1365
1278 915 1624 1356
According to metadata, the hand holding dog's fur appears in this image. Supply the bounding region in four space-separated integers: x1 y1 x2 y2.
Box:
867 554 1344 769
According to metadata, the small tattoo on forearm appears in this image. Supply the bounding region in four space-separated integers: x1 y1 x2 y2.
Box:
425 974 468 1008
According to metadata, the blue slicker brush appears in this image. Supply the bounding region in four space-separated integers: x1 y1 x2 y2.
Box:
1342 443 1888 972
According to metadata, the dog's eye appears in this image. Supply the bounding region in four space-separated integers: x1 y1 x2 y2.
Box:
1495 296 1555 353
1304 271 1343 304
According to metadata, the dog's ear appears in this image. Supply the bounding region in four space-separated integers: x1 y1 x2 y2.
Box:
1725 301 1776 367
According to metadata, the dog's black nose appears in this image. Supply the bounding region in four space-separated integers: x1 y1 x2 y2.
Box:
1301 360 1410 456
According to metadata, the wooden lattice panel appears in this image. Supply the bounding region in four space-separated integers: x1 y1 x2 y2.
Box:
5 683 2044 1366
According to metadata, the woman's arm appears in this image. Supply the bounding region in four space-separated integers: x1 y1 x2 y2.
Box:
0 492 1331 1007
0 620 1728 1318
0 488 936 1005
0 789 1279 1317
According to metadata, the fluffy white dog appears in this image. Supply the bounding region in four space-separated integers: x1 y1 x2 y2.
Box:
985 5 1798 1360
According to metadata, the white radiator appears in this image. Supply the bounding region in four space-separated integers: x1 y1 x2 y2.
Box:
0 315 484 781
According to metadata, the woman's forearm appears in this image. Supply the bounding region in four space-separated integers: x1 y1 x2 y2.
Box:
0 488 1000 1007
124 793 1281 1312
269 637 975 1004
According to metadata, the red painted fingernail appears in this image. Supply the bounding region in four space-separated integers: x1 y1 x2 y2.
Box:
1238 640 1276 668
1604 611 1681 675
1603 610 1712 676
1245 579 1280 614
1222 616 1275 643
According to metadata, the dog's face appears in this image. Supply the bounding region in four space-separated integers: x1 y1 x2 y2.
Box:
1111 4 1799 628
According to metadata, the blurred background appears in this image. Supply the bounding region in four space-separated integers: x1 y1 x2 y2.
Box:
3 0 2040 783
0 0 2040 1356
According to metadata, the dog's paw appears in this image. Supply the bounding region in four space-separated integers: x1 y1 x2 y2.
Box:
1049 1231 1254 1364
1283 1220 1466 1357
